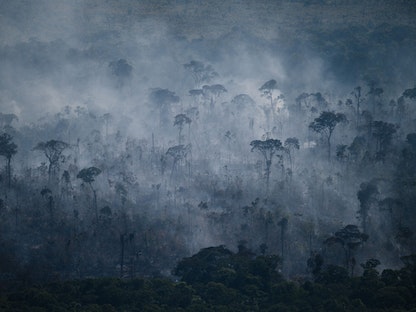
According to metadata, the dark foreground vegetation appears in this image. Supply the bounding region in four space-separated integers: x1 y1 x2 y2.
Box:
1 246 416 312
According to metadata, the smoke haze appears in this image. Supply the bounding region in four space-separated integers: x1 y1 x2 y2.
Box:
0 0 416 280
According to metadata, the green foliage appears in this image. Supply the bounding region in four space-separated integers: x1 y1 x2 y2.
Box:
174 245 282 293
316 265 349 284
2 251 416 311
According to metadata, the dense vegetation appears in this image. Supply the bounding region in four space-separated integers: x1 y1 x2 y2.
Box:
1 246 416 311
0 1 416 310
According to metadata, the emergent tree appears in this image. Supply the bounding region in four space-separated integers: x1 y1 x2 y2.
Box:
174 114 192 144
149 88 180 126
284 137 300 171
33 140 69 183
250 138 283 192
309 111 346 160
77 167 102 223
324 224 368 276
357 181 379 234
183 60 218 88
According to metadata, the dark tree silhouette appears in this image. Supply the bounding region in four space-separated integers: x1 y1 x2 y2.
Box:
231 94 255 110
0 133 17 188
149 88 180 126
174 114 192 144
183 60 218 87
250 138 283 192
77 167 102 223
406 132 416 148
166 144 191 179
309 111 346 160
259 79 280 132
324 224 368 276
277 217 288 261
336 144 348 162
40 187 54 225
402 86 416 100
357 181 379 234
33 140 69 183
367 81 384 116
352 86 362 127
284 137 299 171
109 59 133 88
202 84 227 112
259 79 278 105
348 136 367 163
371 121 398 161
307 252 324 280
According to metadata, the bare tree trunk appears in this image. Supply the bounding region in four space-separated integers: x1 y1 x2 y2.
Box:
7 156 11 188
93 189 98 223
120 234 125 278
265 160 271 193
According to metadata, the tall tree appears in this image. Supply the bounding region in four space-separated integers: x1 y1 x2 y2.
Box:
166 144 191 180
367 81 384 116
33 140 69 183
174 114 192 144
250 138 283 192
77 167 102 223
109 59 133 89
324 224 368 276
259 79 279 132
357 181 379 234
277 217 288 261
309 111 346 160
202 84 227 112
371 121 398 161
353 86 362 127
284 137 300 171
0 133 17 188
184 60 218 88
259 79 278 106
149 88 180 126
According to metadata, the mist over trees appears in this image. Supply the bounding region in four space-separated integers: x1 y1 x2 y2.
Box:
0 0 415 291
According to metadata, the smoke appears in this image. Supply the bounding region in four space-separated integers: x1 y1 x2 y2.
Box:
0 0 415 278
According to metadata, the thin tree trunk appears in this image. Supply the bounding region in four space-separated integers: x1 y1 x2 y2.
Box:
327 132 332 161
93 189 98 223
265 160 271 193
7 157 11 188
120 234 125 278
281 227 284 260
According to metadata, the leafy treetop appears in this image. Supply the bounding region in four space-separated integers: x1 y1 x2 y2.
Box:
0 133 17 160
77 167 102 184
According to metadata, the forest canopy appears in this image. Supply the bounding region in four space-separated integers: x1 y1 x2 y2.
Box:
0 3 415 311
